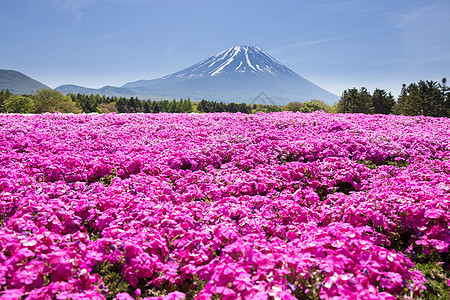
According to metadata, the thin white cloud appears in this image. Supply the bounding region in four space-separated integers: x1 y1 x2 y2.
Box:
313 0 381 14
268 32 362 56
52 0 97 22
269 37 337 55
314 0 369 10
51 0 146 22
393 3 450 60
386 2 450 86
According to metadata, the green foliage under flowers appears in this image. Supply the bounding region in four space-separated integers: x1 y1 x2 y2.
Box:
93 261 132 300
98 168 118 186
413 260 450 300
357 158 410 169
93 261 206 299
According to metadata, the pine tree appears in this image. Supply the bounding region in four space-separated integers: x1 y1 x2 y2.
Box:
372 89 395 114
143 100 151 113
337 87 373 114
168 99 178 113
186 98 193 112
197 100 207 112
116 98 128 113
440 78 450 117
150 101 160 113
393 80 447 117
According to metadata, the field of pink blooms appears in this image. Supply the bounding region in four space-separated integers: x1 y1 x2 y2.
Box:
0 112 449 300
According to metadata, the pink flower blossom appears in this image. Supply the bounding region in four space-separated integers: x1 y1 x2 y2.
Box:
17 269 38 285
1 112 448 299
0 289 25 300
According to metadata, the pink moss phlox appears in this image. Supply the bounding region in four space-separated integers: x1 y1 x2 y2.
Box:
1 112 449 299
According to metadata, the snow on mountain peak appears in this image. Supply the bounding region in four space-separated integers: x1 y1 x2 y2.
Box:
121 45 339 105
164 45 296 80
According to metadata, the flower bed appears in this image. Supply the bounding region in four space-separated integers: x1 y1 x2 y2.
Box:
0 112 449 299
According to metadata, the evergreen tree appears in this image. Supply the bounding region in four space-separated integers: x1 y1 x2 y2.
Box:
393 79 447 117
186 98 193 113
394 84 415 115
179 98 186 113
337 88 356 113
197 100 208 112
372 89 395 114
337 87 373 114
127 97 139 113
116 98 129 113
150 101 160 113
439 78 450 117
240 103 251 113
168 99 178 113
158 100 169 112
420 80 442 116
87 94 97 112
76 94 90 112
143 100 151 113
228 103 237 113
179 98 193 113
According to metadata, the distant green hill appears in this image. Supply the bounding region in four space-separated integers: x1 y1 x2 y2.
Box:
0 69 51 95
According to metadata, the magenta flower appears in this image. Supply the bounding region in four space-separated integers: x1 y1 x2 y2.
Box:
0 289 25 300
424 209 445 219
1 112 448 299
17 269 38 285
115 293 134 300
0 266 7 285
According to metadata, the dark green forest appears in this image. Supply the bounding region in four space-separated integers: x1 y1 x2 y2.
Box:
336 78 449 117
67 94 274 114
1 78 449 117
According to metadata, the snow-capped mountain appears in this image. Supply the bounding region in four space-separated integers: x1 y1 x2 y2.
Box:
165 45 297 79
55 46 338 105
122 45 338 105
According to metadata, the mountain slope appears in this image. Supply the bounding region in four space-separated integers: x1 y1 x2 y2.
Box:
123 46 339 105
0 69 51 95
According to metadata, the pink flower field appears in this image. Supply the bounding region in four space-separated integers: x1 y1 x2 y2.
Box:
0 112 449 299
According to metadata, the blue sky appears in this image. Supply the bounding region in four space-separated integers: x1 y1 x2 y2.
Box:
1 0 449 98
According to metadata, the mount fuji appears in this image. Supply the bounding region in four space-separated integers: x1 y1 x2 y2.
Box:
122 46 338 105
56 46 339 105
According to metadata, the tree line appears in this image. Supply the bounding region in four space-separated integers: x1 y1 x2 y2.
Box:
0 89 80 114
336 78 449 117
67 93 196 114
68 94 253 113
1 78 448 116
0 90 287 114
